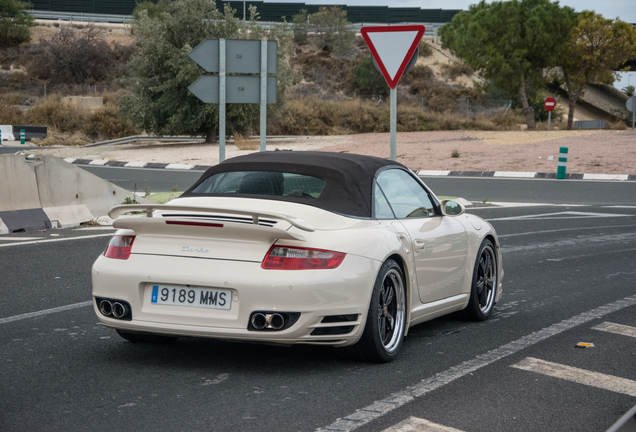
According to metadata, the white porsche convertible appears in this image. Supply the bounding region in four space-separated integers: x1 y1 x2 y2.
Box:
92 151 503 362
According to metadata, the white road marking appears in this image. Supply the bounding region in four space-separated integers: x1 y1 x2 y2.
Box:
592 322 636 338
501 233 636 254
493 172 537 178
316 294 636 432
603 206 636 209
382 417 464 432
497 224 636 239
0 301 92 325
488 211 632 221
0 233 112 248
583 174 629 181
511 357 636 397
0 237 39 241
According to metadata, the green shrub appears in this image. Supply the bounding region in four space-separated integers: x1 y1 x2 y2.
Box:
0 0 34 46
350 55 388 96
83 104 138 140
27 96 86 132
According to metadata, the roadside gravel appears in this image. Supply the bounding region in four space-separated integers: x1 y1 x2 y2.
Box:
25 130 636 174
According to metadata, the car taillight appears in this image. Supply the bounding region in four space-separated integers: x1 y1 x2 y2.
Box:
103 235 136 260
262 246 345 270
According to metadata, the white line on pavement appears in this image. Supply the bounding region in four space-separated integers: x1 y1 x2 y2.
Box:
497 224 636 239
315 294 636 432
488 211 633 222
592 322 636 338
382 417 464 432
0 301 92 325
0 233 112 248
511 357 636 397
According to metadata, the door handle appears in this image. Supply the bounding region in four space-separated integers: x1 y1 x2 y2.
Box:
413 239 426 253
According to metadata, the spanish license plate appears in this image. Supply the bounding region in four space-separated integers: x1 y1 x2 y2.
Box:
151 285 231 310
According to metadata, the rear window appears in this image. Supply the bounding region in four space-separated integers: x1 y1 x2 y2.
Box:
190 171 326 199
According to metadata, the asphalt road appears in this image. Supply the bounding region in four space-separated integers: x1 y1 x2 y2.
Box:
1 192 635 431
76 164 636 206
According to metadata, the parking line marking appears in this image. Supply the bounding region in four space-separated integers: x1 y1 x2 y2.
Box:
382 416 464 432
315 294 636 432
592 322 636 338
511 357 636 397
0 233 112 248
0 301 92 325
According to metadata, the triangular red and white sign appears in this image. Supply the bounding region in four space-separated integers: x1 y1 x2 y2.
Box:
361 25 425 89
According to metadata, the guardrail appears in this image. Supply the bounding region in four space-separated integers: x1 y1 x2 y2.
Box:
83 135 206 148
32 10 133 24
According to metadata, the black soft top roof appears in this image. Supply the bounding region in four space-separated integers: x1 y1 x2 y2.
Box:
182 151 408 218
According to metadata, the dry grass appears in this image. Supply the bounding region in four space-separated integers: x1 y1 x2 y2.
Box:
233 133 260 150
269 97 528 135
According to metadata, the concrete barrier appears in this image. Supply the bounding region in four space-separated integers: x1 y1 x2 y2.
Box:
0 154 148 233
0 155 41 211
0 125 16 141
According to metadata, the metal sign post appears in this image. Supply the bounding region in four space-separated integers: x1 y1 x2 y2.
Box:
628 96 636 131
260 40 267 152
390 88 397 161
219 39 226 162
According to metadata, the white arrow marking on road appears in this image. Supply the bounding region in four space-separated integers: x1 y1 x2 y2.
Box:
511 357 636 397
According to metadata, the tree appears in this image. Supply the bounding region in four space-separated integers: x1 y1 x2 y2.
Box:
119 0 299 143
132 1 168 21
308 6 355 55
558 12 636 129
439 0 576 130
0 0 34 46
291 9 308 45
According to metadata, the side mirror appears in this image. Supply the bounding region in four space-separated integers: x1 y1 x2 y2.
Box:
440 199 465 216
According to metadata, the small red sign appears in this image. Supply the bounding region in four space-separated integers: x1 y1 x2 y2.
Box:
544 97 556 112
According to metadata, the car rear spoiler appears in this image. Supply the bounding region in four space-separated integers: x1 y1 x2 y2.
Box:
108 204 315 232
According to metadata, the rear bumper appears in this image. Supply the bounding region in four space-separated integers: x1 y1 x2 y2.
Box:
92 253 380 346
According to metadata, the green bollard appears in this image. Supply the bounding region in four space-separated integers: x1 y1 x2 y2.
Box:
20 129 25 145
557 147 568 179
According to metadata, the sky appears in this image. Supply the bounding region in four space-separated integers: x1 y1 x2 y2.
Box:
272 0 636 89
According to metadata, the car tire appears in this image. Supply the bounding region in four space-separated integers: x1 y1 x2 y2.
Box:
116 330 179 344
338 259 406 363
463 239 497 321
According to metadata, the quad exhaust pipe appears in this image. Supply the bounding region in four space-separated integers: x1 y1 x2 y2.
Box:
251 313 285 330
97 298 131 320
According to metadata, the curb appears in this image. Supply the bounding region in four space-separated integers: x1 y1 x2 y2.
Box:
417 170 636 181
18 155 636 181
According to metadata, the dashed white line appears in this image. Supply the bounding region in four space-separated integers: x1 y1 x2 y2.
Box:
382 416 464 432
0 301 92 325
592 322 636 338
316 294 636 432
511 357 636 397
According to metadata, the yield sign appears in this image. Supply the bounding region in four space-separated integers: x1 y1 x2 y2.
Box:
361 25 425 88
